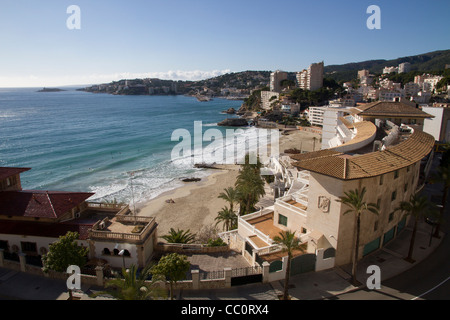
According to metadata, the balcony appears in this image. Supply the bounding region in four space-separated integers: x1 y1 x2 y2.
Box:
84 202 157 244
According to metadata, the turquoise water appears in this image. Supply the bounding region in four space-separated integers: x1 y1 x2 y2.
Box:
0 88 250 205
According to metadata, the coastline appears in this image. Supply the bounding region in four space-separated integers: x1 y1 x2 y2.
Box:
137 165 240 238
136 128 321 240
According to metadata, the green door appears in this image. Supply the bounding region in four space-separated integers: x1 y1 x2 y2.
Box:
290 254 316 276
397 216 407 233
383 227 396 245
363 237 381 256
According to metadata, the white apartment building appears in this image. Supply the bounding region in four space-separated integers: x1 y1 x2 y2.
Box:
383 66 398 74
398 62 411 74
261 91 280 110
270 70 288 93
308 106 326 126
297 62 324 91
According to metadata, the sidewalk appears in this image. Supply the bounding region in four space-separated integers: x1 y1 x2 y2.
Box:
280 217 444 300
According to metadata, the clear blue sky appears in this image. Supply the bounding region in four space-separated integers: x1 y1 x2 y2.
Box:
0 0 449 87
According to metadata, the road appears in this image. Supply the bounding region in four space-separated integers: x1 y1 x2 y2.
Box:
330 157 450 300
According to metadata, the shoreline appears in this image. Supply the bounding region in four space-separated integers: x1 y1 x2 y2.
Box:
135 128 321 240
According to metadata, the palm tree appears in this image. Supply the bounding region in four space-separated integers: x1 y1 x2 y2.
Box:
91 264 166 300
235 157 266 215
336 187 379 286
429 164 450 238
218 187 239 214
215 206 238 231
161 228 196 244
273 230 301 300
393 194 432 263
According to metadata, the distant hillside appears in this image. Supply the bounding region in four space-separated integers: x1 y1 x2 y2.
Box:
324 49 450 82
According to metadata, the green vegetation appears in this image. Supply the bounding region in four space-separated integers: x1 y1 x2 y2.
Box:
41 231 88 273
235 154 266 215
273 230 302 300
336 187 379 286
215 206 238 231
161 228 196 244
150 253 191 300
242 86 269 110
393 194 434 263
92 264 166 300
324 49 450 83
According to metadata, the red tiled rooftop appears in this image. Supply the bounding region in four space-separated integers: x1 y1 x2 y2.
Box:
0 190 94 219
0 167 31 180
0 220 94 240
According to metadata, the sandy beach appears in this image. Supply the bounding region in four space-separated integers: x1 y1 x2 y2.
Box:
137 128 321 241
138 165 240 239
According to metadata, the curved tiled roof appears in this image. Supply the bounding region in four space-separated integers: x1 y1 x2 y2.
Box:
292 130 435 180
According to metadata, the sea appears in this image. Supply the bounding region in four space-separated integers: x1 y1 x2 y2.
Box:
0 87 268 206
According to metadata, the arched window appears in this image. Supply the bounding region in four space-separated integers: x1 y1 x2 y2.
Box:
103 248 111 255
123 250 131 257
113 249 120 256
39 247 48 256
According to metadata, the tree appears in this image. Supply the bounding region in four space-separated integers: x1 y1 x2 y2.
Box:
393 194 433 263
235 154 265 215
273 230 301 300
218 187 239 214
215 206 238 231
42 231 88 273
92 264 166 300
429 164 450 238
150 253 191 300
161 228 196 244
336 187 379 285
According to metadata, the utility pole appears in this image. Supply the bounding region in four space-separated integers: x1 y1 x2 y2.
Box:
129 171 137 225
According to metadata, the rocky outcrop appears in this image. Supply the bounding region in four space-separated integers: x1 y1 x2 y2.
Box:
217 118 248 127
222 107 236 114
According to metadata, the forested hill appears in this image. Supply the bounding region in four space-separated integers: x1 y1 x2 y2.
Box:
324 49 450 82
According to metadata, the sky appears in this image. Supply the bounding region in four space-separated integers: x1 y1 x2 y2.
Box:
0 0 449 87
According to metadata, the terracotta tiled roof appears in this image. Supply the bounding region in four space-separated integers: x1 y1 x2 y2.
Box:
0 190 94 219
0 167 31 180
350 101 434 118
0 220 93 240
292 130 435 180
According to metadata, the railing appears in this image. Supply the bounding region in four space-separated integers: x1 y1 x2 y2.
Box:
89 218 157 243
275 196 308 217
239 218 273 246
87 202 128 211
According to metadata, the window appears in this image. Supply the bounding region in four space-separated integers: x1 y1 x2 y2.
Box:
301 227 307 234
407 166 410 172
278 214 288 227
391 190 397 201
103 248 111 255
379 175 384 185
21 242 37 254
6 178 11 186
394 170 399 179
377 198 381 209
404 183 408 192
388 212 394 222
374 221 379 232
